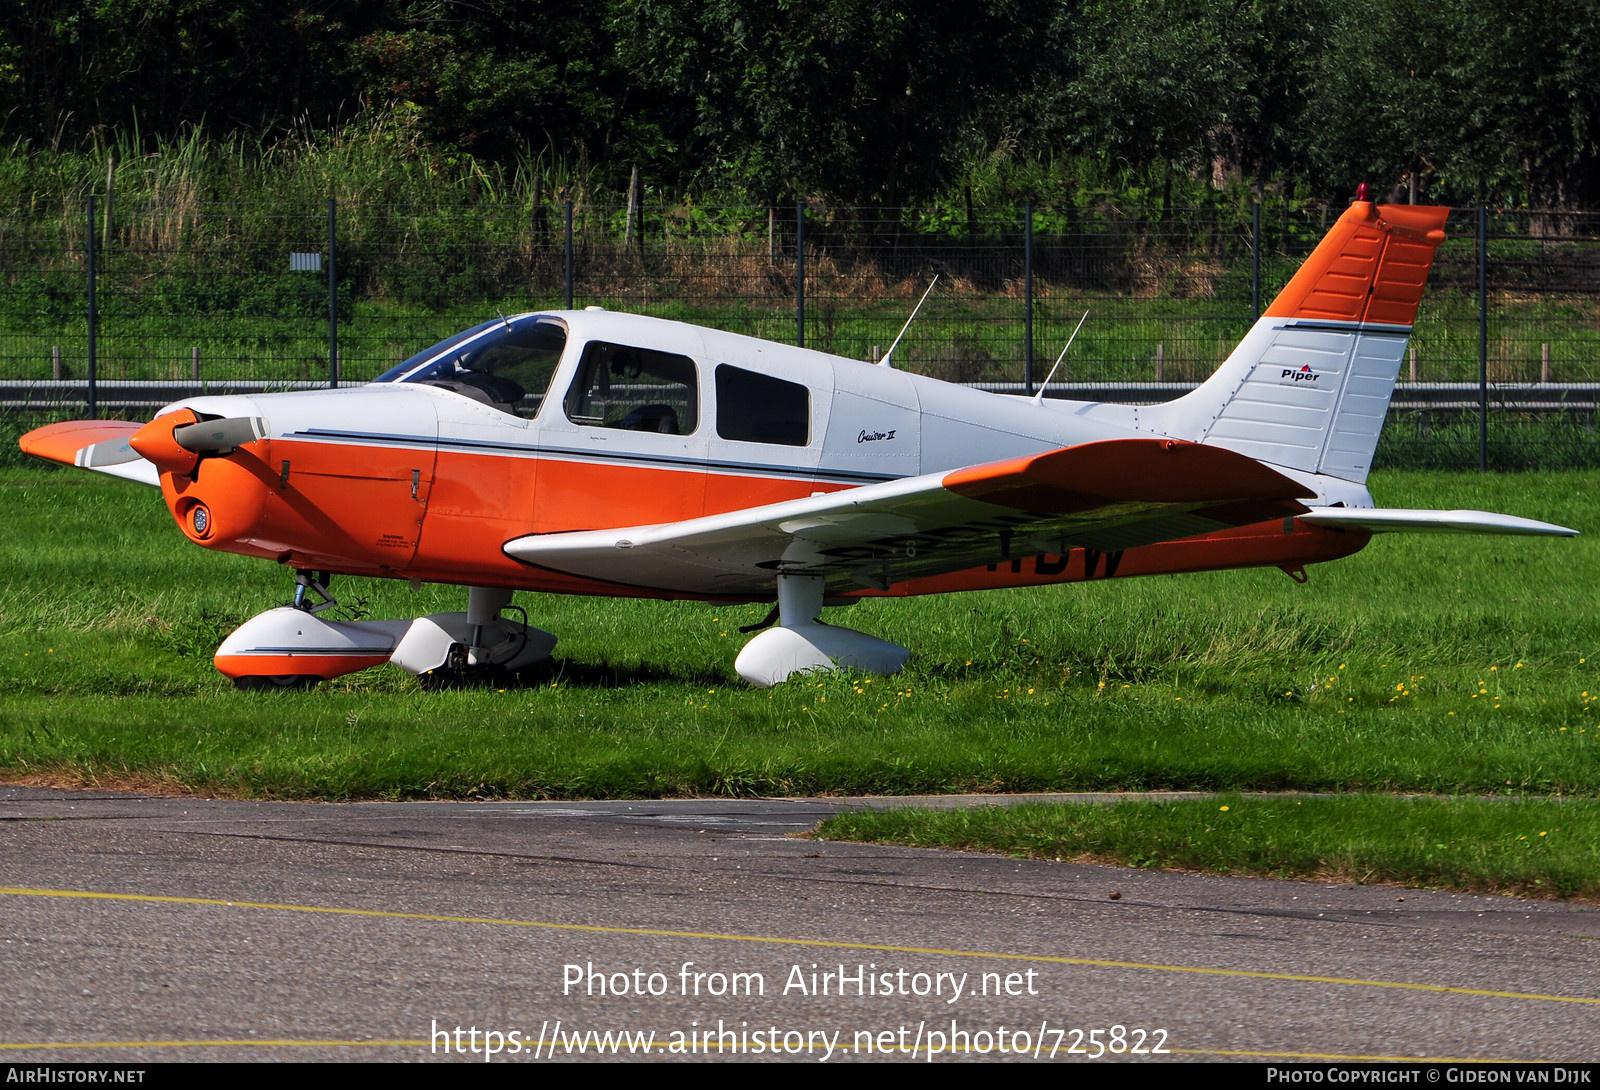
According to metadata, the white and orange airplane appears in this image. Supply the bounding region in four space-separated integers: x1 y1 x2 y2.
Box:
20 197 1575 688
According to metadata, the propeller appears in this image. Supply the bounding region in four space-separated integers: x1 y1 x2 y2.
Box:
173 416 268 454
131 411 268 476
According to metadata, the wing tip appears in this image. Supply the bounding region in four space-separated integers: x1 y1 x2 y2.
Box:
1303 507 1578 537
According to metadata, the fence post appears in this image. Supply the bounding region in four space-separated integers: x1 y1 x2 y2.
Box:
1541 343 1550 383
104 155 114 241
1024 202 1034 395
52 345 61 380
1409 344 1417 383
564 200 574 309
625 166 641 251
1251 200 1261 322
531 175 546 253
1478 204 1488 472
795 202 805 348
191 346 200 381
1155 343 1164 382
327 197 338 389
86 194 97 417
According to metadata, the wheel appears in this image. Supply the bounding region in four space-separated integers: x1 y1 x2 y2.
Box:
416 668 459 692
233 674 321 692
416 664 509 692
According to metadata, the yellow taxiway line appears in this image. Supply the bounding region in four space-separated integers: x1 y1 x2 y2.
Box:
3 883 1596 1009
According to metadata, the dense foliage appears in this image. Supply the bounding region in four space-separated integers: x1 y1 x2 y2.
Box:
1 1 1596 207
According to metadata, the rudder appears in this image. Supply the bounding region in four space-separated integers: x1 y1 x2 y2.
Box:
1142 201 1450 485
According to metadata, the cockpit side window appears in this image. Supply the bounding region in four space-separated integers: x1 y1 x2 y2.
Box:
377 318 566 419
714 364 810 445
563 341 699 435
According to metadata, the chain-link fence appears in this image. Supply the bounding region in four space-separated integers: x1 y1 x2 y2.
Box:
3 198 1597 469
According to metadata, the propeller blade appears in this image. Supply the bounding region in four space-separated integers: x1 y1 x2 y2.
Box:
75 437 140 468
173 417 267 454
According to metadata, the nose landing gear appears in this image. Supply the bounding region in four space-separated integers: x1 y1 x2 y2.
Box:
391 587 558 689
292 570 337 613
216 577 557 691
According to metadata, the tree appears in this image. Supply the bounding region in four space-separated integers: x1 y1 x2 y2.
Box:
614 0 1056 204
1054 0 1330 190
0 1 375 142
1308 0 1600 211
348 1 640 167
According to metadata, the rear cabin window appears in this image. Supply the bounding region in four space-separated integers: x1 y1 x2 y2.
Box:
715 365 810 446
564 342 699 435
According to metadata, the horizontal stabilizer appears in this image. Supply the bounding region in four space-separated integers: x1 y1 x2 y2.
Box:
1300 508 1576 536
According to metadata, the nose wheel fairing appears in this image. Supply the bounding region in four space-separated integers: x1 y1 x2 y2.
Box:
214 607 414 682
217 581 557 689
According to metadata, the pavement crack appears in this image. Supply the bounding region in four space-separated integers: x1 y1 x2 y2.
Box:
174 828 675 872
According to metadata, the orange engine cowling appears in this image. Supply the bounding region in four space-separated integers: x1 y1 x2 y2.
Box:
132 410 280 559
134 408 440 572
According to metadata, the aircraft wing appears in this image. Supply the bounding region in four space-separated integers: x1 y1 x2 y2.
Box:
504 438 1316 597
1300 508 1576 536
19 420 160 486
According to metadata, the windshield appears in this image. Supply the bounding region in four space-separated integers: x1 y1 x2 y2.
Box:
375 321 500 383
373 317 567 419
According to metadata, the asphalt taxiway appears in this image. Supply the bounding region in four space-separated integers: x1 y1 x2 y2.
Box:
1 786 1597 1062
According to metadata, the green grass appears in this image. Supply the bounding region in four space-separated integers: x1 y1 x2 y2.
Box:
1 464 1596 801
813 796 1600 899
4 463 1599 894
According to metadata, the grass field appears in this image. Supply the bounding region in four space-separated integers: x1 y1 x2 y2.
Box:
2 464 1597 894
815 796 1600 900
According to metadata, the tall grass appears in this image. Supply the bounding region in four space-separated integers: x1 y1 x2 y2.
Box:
0 110 598 215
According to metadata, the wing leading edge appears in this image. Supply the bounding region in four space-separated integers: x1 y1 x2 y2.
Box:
503 438 1317 597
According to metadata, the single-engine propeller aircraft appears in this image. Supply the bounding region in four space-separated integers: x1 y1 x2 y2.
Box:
21 196 1576 688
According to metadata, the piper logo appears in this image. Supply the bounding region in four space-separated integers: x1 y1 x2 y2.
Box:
1280 364 1322 384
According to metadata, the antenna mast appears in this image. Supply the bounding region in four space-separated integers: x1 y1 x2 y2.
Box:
1032 310 1090 405
877 275 939 368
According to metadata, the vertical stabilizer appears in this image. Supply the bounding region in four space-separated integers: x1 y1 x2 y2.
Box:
1141 201 1450 484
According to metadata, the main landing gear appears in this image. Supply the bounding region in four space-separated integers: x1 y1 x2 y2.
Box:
733 573 910 687
215 571 901 691
214 575 556 691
